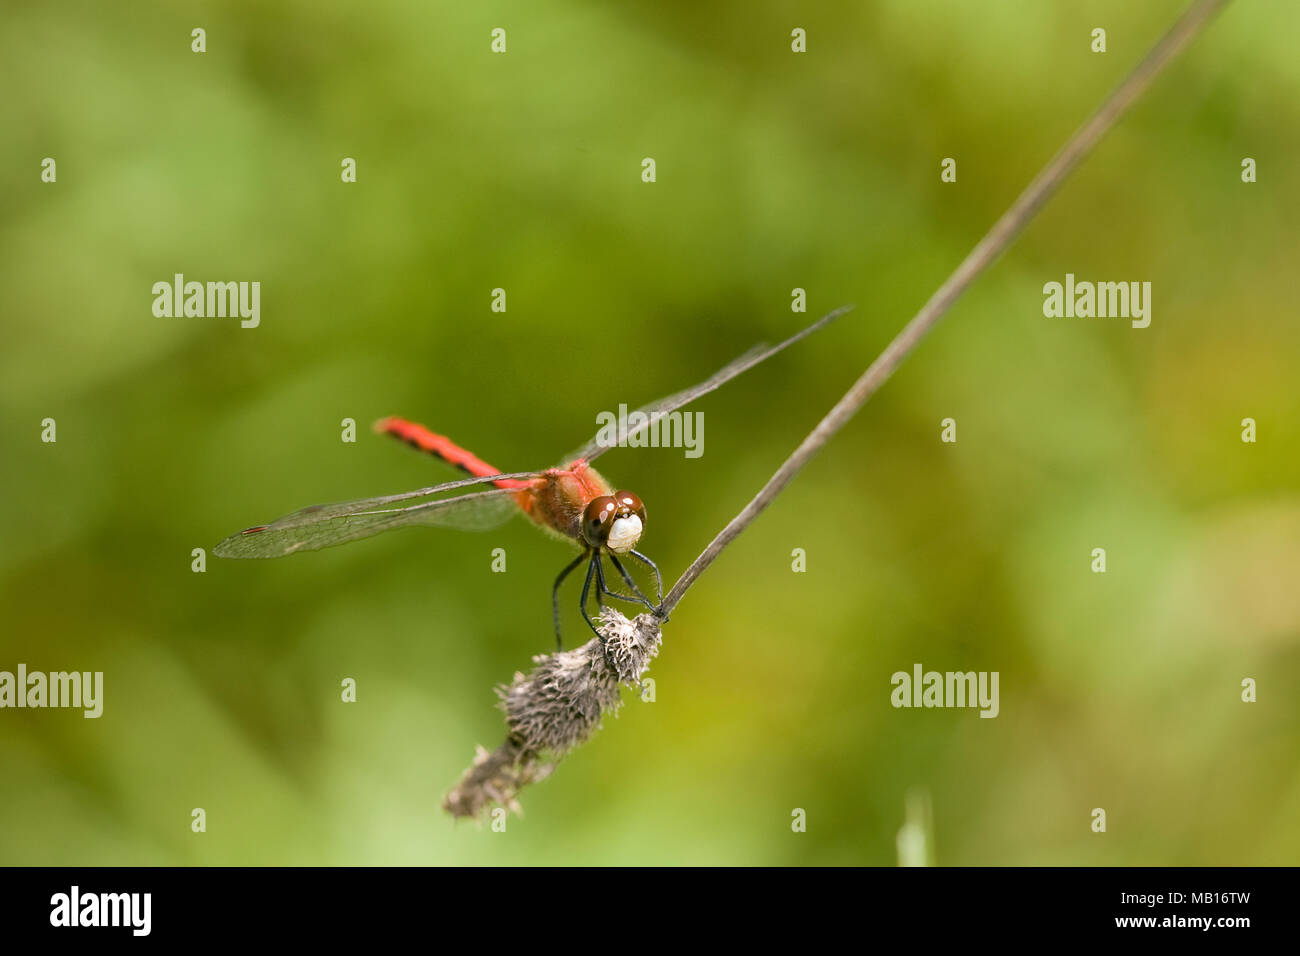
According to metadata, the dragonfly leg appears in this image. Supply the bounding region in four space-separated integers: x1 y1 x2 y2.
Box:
594 555 606 609
628 549 664 607
607 553 656 611
579 554 602 641
552 550 589 651
595 553 649 608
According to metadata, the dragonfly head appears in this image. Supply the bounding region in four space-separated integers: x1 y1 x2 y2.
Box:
582 490 646 554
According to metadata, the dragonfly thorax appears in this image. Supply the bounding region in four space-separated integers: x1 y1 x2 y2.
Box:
581 490 646 554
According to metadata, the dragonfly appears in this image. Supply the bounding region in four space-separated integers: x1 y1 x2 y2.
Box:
214 307 850 648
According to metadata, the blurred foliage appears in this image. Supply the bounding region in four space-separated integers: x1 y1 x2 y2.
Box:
1 0 1298 865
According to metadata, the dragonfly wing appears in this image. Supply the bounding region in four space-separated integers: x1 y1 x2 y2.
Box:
568 305 853 463
214 486 523 559
237 470 542 517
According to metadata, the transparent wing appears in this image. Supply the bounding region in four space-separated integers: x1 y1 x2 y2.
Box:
569 305 853 463
214 485 525 559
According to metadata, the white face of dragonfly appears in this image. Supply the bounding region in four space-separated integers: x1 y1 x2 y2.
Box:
581 490 646 553
606 514 643 554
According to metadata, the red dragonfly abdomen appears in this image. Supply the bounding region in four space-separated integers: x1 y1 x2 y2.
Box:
375 417 532 489
375 417 612 543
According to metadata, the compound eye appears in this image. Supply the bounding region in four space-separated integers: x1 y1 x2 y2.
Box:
613 490 646 524
582 495 618 546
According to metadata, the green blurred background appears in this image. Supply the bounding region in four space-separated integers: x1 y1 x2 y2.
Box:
2 0 1297 866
